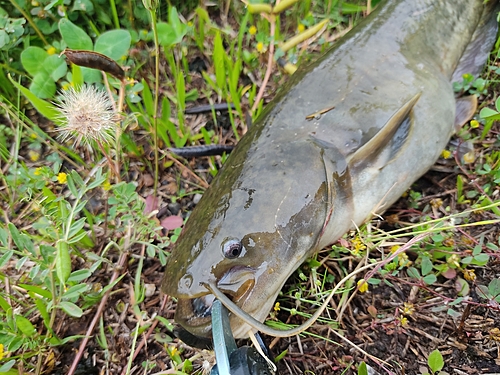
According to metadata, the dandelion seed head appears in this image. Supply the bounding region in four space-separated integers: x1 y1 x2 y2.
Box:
55 85 117 146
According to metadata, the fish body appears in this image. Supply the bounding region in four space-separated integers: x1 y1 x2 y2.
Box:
162 0 498 341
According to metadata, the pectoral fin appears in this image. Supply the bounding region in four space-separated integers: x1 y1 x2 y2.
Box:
347 92 421 170
454 95 478 131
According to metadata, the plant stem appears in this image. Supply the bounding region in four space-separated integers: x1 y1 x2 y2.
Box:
109 0 120 29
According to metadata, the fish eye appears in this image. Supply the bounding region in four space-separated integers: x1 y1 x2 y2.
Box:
222 238 243 259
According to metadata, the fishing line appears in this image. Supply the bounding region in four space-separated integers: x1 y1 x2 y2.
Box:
202 261 378 338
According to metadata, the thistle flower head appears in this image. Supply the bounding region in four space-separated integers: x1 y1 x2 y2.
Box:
55 85 117 146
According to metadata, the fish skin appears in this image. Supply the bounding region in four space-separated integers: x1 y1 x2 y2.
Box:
162 0 498 340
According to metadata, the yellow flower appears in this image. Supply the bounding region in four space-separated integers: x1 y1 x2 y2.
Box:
249 25 257 35
430 198 443 209
441 149 451 159
447 254 460 268
357 279 368 293
102 180 112 191
57 172 67 184
47 46 57 55
28 149 40 162
462 151 475 164
463 268 476 281
390 245 400 253
398 252 410 267
0 343 4 359
274 302 280 312
402 302 414 316
399 316 409 327
256 42 265 53
470 120 479 129
297 23 305 33
350 236 366 256
34 167 43 176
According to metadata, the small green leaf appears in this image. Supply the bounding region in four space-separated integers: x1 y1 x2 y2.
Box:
423 274 437 285
0 294 11 313
421 256 433 276
15 314 36 337
428 349 444 372
62 284 88 299
357 362 368 375
0 249 13 268
56 240 71 284
472 253 489 266
59 301 83 317
67 269 92 282
407 267 421 279
0 359 16 373
59 18 93 50
488 278 500 296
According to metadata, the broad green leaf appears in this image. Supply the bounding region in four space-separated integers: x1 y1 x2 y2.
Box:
21 46 48 75
94 30 131 61
59 301 83 317
156 22 177 47
58 18 93 50
213 31 225 93
30 71 56 99
44 54 67 81
56 240 71 284
427 349 444 372
15 314 36 337
9 76 61 121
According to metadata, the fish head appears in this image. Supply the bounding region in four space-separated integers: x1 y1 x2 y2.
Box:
162 134 350 342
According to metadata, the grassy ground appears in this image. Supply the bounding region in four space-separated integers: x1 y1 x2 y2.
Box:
0 1 499 374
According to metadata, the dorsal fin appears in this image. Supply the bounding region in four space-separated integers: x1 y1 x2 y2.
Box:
347 92 421 169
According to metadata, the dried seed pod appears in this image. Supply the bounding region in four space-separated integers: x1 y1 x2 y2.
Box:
63 49 125 80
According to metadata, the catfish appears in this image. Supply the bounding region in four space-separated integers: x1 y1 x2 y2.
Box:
162 0 499 342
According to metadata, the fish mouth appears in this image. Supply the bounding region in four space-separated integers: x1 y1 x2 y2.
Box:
173 266 255 343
